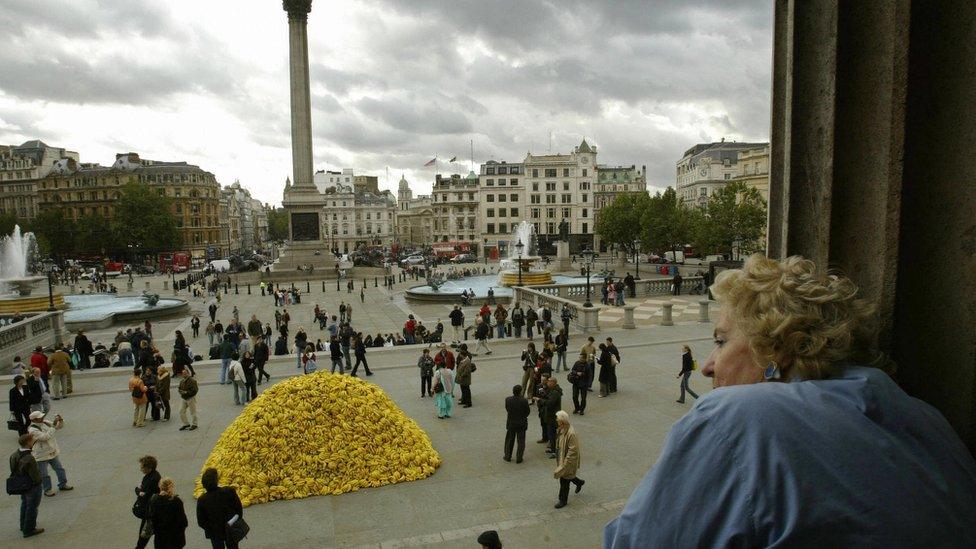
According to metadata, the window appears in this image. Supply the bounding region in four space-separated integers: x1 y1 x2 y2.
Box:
582 222 588 233
498 208 506 217
468 193 474 200
545 169 557 177
486 179 494 186
498 194 506 202
487 208 495 217
531 208 540 219
532 182 538 191
486 167 495 175
724 173 731 180
533 222 540 234
547 207 555 218
561 194 572 203
510 178 518 185
497 178 505 185
700 187 707 197
546 222 555 234
510 194 518 202
582 168 587 177
498 167 507 175
487 223 495 234
530 195 540 204
510 207 519 217
499 223 507 234
532 169 538 177
562 207 571 218
486 194 494 202
581 193 588 202
563 182 570 191
546 195 556 204
563 168 570 177
545 182 556 191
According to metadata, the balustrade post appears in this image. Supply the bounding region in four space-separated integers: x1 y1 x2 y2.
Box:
661 302 674 326
698 300 710 322
622 305 637 329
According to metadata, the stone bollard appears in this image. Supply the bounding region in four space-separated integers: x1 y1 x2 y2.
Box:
661 302 674 326
235 284 239 294
622 304 637 329
698 300 710 322
247 283 251 295
322 280 325 292
306 281 310 292
374 277 378 287
127 281 133 292
145 281 151 291
163 280 169 290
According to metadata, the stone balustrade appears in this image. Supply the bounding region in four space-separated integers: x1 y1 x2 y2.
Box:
0 311 67 374
512 286 601 334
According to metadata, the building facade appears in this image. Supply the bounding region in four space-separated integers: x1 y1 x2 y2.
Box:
477 160 524 258
0 140 78 220
594 164 648 251
313 168 354 194
395 175 434 249
734 145 771 201
675 140 769 206
35 152 224 258
321 182 396 254
431 172 480 249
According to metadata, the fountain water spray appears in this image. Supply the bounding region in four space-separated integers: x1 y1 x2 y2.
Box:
0 225 43 296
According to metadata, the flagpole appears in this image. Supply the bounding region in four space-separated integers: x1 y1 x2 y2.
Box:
470 139 474 173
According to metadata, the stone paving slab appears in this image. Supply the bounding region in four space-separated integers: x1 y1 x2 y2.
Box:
0 323 716 548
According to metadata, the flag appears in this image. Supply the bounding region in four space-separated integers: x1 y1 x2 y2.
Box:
448 156 457 162
424 157 436 167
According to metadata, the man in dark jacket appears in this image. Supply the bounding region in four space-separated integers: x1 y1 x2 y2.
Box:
196 467 243 549
9 375 32 434
73 331 94 370
10 433 44 538
504 385 531 463
246 315 263 345
570 353 590 415
541 377 563 457
208 302 218 323
448 305 464 345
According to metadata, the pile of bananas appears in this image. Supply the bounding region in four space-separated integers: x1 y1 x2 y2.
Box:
194 372 441 506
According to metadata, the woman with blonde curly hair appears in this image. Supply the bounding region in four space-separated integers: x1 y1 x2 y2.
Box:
605 254 976 548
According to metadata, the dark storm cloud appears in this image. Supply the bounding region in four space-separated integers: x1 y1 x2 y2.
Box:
0 0 178 40
355 95 473 135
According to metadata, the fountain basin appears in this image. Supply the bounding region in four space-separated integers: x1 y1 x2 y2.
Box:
405 274 585 303
63 294 189 331
498 270 554 286
0 292 66 314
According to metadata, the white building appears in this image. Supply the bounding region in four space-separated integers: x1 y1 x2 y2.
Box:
675 140 768 206
395 175 434 249
431 172 480 252
321 181 397 254
313 168 354 194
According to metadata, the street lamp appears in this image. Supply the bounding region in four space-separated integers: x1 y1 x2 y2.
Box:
515 238 525 286
633 238 641 280
581 247 596 307
46 266 56 312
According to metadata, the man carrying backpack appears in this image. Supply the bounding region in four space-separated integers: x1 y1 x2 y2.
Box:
8 433 44 538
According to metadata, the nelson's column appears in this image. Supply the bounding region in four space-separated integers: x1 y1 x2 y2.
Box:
276 0 331 271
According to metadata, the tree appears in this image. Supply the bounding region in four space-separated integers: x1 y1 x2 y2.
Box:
642 187 694 258
698 181 767 258
595 193 649 255
75 213 118 255
31 208 76 260
267 207 290 241
0 211 21 237
110 183 181 253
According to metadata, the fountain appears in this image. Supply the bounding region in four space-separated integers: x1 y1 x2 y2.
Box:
0 226 63 313
497 221 554 287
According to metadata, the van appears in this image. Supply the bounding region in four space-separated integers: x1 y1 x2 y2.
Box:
664 250 685 263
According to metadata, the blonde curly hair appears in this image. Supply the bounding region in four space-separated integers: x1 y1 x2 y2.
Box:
711 254 886 380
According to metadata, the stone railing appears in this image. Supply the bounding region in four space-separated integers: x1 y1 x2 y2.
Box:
519 275 704 303
0 311 67 375
512 286 601 334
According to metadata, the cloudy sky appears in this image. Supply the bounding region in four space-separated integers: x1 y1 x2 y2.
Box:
0 0 772 204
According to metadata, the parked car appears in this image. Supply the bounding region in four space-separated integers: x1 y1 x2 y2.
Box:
450 253 477 264
400 255 425 266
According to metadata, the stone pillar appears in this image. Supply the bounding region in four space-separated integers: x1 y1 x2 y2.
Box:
162 280 169 290
770 0 976 451
698 300 709 323
661 302 673 327
579 306 601 334
126 281 133 292
145 281 151 291
622 305 636 329
283 0 314 188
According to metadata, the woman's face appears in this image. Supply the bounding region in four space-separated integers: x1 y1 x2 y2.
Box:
701 311 762 388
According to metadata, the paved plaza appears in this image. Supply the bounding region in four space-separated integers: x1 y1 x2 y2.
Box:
1 276 717 548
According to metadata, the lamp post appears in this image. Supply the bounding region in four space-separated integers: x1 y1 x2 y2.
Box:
515 238 525 286
633 238 641 280
46 267 56 312
581 247 596 308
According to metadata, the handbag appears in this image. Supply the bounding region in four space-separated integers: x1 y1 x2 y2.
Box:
7 414 21 431
226 515 250 543
305 359 317 373
5 473 32 495
132 495 147 519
